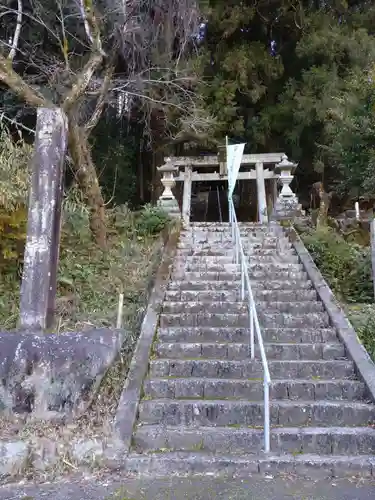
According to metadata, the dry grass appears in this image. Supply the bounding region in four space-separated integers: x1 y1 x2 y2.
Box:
0 203 166 332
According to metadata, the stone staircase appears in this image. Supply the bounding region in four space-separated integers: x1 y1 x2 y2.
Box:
129 222 375 476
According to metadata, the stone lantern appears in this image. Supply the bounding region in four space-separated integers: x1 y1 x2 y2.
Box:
273 154 301 219
157 158 181 218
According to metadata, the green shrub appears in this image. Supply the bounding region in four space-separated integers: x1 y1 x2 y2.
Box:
347 305 375 361
357 318 375 360
0 126 32 272
302 228 373 303
133 204 170 237
0 208 28 273
107 203 171 238
61 185 91 244
0 126 31 210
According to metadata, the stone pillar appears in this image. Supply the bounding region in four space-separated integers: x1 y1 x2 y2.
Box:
157 159 181 218
20 108 68 331
273 154 301 220
182 165 193 227
272 178 278 206
218 146 227 176
256 162 268 223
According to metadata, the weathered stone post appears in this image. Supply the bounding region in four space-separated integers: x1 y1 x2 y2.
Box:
273 154 301 220
157 159 181 218
19 108 68 331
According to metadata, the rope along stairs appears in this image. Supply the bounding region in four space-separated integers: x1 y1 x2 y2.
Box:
128 221 375 478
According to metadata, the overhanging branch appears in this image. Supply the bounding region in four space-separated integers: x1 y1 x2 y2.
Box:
0 54 50 107
85 64 114 134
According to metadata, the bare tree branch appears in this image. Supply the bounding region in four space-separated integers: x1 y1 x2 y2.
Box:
0 111 35 134
62 51 103 112
8 0 22 61
0 54 50 107
85 64 114 133
77 0 94 44
57 2 69 69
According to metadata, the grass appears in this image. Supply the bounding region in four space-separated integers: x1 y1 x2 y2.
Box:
57 207 166 333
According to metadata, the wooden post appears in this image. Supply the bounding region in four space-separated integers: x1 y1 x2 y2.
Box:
19 108 68 331
371 219 375 301
182 165 193 227
256 162 268 223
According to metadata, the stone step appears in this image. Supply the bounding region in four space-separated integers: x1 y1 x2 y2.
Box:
159 311 330 328
179 230 281 238
188 221 277 227
177 243 290 252
167 280 313 291
138 399 375 427
173 263 303 273
171 271 307 281
182 224 276 230
133 425 375 456
175 254 300 263
162 301 324 315
181 225 283 231
181 226 285 236
189 222 277 229
149 359 354 379
157 327 338 344
154 342 345 361
179 234 282 241
178 233 290 242
143 378 367 401
124 451 375 478
177 240 290 248
165 289 317 302
175 250 299 264
177 238 292 248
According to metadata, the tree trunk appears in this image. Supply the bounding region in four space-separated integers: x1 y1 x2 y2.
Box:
313 182 332 229
68 118 107 249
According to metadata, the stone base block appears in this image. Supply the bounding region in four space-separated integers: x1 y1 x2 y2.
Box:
157 198 181 218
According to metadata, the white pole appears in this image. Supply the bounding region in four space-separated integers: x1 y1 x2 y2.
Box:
249 305 255 359
355 201 360 221
264 381 270 453
116 292 124 329
241 261 245 300
226 135 230 224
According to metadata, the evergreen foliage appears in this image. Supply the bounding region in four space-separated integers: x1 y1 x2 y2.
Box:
197 1 375 196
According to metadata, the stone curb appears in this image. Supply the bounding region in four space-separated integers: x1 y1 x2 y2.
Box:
286 226 375 403
113 225 181 452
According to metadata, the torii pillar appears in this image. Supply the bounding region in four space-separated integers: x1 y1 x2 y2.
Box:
256 162 268 224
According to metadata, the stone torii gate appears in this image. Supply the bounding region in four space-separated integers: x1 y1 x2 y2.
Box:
157 152 301 226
